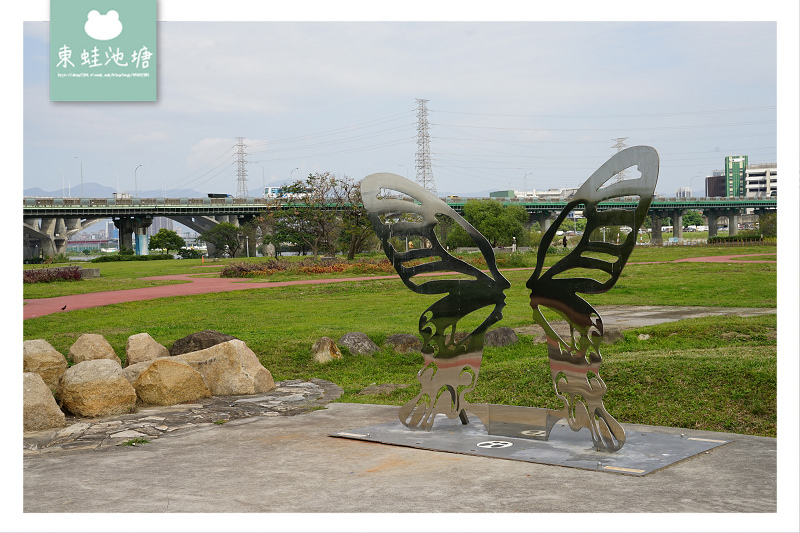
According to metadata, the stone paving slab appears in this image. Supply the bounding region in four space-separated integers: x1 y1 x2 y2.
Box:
513 304 776 339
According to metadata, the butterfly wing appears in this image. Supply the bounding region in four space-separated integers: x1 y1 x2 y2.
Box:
527 146 659 347
361 173 510 358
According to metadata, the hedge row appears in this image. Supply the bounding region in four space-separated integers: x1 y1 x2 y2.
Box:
90 253 174 263
23 266 82 284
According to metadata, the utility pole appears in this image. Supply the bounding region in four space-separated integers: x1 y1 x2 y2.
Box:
415 98 437 196
235 137 248 198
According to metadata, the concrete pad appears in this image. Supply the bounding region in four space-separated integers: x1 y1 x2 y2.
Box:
333 416 730 476
23 403 778 521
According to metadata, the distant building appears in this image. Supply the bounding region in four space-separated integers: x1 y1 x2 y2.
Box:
705 170 726 197
705 158 777 198
744 162 777 198
494 188 577 201
147 216 174 236
489 190 516 199
676 187 692 198
724 155 748 196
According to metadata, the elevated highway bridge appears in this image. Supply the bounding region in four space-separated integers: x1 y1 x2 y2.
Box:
23 195 776 259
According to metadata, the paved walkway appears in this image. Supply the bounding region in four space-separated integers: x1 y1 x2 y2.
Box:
22 402 781 518
22 253 776 320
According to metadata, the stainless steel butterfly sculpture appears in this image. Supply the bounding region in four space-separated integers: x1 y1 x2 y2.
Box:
361 146 659 452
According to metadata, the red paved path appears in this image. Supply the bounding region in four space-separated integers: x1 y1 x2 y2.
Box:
23 253 775 320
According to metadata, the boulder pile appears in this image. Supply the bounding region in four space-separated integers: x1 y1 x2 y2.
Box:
22 331 276 431
312 328 518 364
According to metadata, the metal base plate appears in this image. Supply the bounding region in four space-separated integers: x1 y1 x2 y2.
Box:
332 415 729 476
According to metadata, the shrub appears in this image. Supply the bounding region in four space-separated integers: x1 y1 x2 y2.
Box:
495 252 534 269
708 234 765 245
221 260 289 278
23 265 82 284
220 257 396 278
90 253 174 263
178 248 203 259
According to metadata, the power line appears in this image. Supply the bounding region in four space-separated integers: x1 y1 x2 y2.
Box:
431 106 776 119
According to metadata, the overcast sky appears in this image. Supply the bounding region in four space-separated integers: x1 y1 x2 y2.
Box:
19 4 791 199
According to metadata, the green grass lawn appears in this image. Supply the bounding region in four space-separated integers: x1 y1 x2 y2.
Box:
22 244 778 437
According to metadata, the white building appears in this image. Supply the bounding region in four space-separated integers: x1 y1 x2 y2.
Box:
744 163 777 198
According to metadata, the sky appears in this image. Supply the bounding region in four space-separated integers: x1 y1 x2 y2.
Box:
18 3 791 200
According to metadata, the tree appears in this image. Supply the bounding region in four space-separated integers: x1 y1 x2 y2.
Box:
682 210 704 227
759 212 777 237
334 178 377 259
277 173 341 258
270 172 377 259
446 199 527 248
148 228 186 254
198 222 242 258
237 218 260 257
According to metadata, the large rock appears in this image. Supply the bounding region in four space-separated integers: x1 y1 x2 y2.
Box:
312 337 342 363
121 360 152 385
175 340 275 395
602 327 625 344
23 339 68 390
169 330 238 357
125 332 169 367
131 357 211 406
485 327 519 347
68 334 120 365
384 334 422 354
338 332 379 356
23 373 66 431
56 359 137 417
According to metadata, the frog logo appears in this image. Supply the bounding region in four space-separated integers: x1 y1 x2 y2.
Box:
84 9 123 41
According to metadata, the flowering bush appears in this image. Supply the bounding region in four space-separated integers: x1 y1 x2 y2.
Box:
220 257 395 277
23 265 82 283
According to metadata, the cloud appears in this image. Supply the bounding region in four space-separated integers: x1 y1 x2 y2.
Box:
84 10 123 41
187 137 236 168
129 132 170 144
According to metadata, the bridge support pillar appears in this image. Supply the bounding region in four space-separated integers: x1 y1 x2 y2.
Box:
114 216 152 254
704 209 722 237
24 216 103 259
672 209 684 240
528 212 554 232
23 233 41 260
114 218 135 252
214 215 240 226
650 212 663 245
133 217 153 255
727 209 740 236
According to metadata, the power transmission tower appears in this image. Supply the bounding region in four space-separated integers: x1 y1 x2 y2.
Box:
415 99 437 195
610 137 629 183
235 137 248 198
